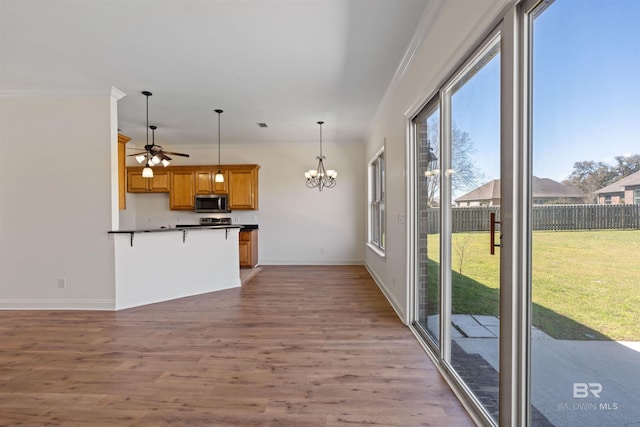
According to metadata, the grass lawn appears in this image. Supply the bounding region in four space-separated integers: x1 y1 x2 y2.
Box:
426 229 640 341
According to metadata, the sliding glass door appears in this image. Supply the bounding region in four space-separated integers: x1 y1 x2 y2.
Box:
415 102 441 347
527 0 640 425
447 38 501 423
414 33 502 424
412 2 639 425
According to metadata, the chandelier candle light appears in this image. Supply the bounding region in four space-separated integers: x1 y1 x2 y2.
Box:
305 121 337 191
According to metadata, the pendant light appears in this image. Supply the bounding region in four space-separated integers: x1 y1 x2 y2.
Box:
214 109 224 183
129 91 189 175
305 121 337 191
141 91 154 178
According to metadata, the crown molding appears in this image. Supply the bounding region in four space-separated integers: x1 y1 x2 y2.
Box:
0 87 126 99
365 0 446 139
111 86 126 100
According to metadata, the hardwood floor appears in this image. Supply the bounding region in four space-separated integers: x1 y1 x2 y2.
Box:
0 266 473 426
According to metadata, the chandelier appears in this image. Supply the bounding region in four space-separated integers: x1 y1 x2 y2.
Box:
305 121 337 191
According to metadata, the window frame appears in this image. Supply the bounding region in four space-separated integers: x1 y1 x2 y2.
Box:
368 147 386 255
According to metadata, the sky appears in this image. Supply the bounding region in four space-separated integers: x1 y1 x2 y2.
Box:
532 0 640 181
445 0 640 188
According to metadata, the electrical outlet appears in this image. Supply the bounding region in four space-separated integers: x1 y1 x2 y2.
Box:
57 278 66 289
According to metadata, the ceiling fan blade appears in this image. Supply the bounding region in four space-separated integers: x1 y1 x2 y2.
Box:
158 153 172 161
127 152 147 157
161 151 190 157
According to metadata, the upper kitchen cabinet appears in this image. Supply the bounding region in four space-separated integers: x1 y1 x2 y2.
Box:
195 168 228 195
127 168 170 193
126 164 259 211
228 165 260 210
118 133 131 209
169 170 196 210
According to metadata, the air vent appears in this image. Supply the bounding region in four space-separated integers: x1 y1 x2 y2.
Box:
257 123 268 128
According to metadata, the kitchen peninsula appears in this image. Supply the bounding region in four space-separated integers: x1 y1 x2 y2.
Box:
109 224 241 310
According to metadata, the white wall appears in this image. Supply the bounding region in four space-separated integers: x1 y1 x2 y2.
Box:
120 141 366 265
0 96 117 309
363 0 507 322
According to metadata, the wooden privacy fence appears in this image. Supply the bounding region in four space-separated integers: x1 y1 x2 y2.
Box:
424 204 640 233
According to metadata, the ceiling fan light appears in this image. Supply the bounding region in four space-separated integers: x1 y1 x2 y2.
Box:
142 165 154 178
161 159 170 167
135 154 146 163
151 155 161 165
214 172 225 183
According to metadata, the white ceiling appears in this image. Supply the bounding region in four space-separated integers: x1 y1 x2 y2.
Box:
0 0 430 149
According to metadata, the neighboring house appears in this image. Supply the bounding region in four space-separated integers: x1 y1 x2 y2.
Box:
454 176 586 206
595 170 640 205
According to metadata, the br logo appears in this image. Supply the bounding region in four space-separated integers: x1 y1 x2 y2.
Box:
573 383 602 398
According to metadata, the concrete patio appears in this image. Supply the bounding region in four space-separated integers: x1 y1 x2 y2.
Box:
451 315 640 426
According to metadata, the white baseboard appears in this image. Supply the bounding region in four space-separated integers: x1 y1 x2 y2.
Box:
259 260 364 266
0 299 115 310
364 264 407 325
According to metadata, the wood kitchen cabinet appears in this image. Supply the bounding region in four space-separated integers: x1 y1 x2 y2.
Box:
169 170 195 210
228 165 259 210
195 169 228 194
118 133 131 209
239 229 258 268
127 164 259 211
127 168 170 193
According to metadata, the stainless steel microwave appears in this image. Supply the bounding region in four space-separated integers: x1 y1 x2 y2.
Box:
194 194 230 213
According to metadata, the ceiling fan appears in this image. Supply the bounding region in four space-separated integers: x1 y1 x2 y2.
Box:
128 124 190 167
127 91 189 173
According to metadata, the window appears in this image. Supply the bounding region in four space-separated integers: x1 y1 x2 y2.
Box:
605 194 612 205
635 189 640 205
370 150 385 252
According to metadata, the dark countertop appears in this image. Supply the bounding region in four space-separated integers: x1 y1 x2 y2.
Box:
176 224 259 231
109 225 242 234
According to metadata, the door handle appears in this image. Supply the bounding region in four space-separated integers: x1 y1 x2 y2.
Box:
490 212 501 255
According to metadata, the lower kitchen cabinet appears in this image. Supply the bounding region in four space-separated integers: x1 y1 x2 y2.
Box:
239 230 258 268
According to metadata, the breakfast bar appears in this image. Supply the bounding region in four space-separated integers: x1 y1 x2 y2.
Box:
109 225 241 310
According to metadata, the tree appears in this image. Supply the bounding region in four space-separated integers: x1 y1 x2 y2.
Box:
420 121 485 207
613 154 640 178
563 155 640 203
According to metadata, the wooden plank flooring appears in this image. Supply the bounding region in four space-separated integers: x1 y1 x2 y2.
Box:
0 265 473 426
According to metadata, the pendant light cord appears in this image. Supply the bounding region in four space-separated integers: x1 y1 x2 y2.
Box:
146 95 149 146
318 121 324 158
